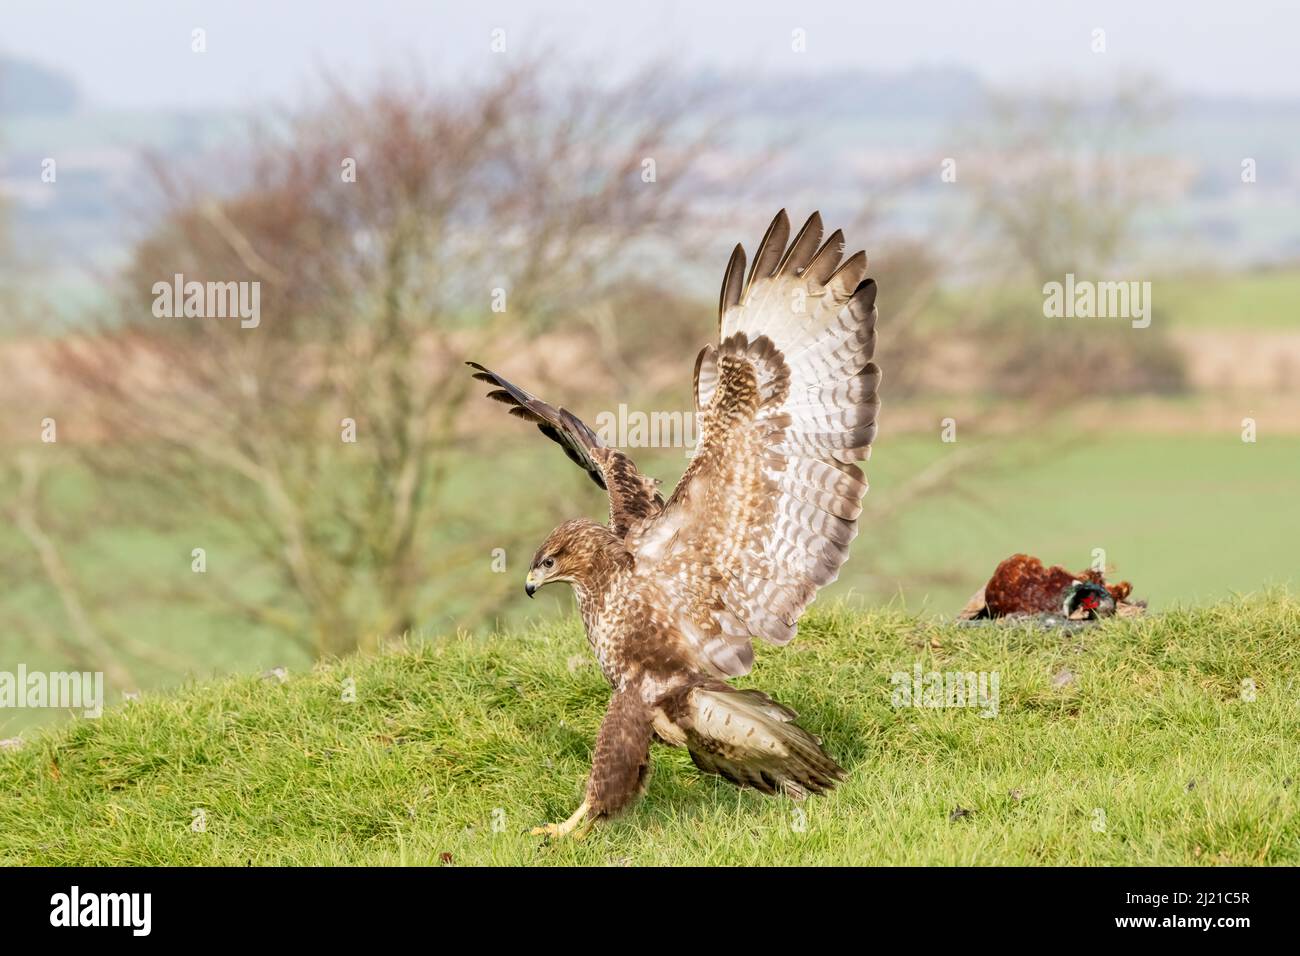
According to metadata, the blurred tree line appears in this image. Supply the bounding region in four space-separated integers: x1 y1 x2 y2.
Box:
0 65 1185 689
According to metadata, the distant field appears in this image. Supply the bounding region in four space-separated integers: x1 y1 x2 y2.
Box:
857 431 1300 613
3 596 1295 865
928 267 1300 331
1157 269 1300 330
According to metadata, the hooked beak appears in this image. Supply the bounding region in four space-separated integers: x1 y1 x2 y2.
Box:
525 567 543 598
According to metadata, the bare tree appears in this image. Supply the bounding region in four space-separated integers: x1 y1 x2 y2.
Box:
52 61 719 657
963 79 1172 283
951 80 1186 400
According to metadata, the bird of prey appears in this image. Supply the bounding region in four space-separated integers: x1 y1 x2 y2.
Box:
469 210 880 838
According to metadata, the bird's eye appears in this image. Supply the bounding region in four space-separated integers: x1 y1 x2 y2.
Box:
543 557 556 569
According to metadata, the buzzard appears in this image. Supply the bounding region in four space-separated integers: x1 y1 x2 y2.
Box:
469 210 880 838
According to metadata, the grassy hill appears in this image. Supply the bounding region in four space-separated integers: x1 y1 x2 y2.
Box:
2 595 1296 866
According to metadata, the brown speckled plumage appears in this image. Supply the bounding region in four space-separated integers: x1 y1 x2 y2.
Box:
469 210 880 823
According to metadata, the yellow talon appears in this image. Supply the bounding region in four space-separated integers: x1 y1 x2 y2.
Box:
530 800 592 840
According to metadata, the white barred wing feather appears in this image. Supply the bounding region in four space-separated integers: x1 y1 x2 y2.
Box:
634 209 880 678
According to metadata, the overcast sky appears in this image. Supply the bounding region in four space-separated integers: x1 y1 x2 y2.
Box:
3 0 1298 110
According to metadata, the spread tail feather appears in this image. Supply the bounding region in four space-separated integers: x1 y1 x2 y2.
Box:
684 687 845 799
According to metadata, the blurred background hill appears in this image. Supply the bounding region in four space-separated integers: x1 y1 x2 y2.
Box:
2 1 1297 733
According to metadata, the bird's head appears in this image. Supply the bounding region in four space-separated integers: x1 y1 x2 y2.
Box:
1062 580 1116 620
525 518 610 598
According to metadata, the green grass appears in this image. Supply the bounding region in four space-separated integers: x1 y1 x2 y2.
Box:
2 594 1296 865
1155 268 1300 331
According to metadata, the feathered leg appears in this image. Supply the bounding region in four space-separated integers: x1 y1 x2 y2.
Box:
532 688 654 840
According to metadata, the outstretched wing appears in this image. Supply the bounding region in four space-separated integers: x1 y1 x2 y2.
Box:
632 210 880 677
467 362 664 537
